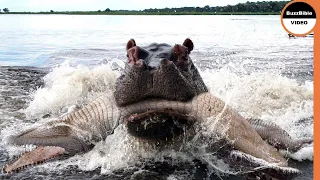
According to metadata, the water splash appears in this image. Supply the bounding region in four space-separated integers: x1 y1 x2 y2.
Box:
24 61 118 118
1 61 314 176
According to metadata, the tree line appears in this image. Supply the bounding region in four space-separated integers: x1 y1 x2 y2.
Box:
1 8 9 13
1 1 290 14
142 1 289 13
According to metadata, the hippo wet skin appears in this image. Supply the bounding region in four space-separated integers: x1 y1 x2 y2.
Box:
2 38 312 179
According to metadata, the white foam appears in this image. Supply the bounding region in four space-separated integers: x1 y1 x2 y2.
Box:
24 61 118 118
202 68 313 117
40 124 193 174
281 144 314 161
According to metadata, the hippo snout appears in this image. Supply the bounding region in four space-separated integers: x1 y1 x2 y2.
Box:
114 38 208 107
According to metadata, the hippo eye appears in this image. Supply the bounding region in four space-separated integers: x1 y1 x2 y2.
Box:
126 54 129 58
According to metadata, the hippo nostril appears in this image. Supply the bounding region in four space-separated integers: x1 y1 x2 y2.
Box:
173 44 180 54
160 59 173 66
133 59 146 69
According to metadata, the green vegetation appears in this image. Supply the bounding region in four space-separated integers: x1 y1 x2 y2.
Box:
1 1 289 15
2 8 9 13
3 11 281 15
144 1 289 13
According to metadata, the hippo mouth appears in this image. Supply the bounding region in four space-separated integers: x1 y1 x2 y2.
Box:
124 109 195 140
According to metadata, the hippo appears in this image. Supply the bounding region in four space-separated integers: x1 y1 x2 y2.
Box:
2 38 312 179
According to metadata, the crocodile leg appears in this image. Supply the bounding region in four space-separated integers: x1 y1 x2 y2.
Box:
247 118 313 152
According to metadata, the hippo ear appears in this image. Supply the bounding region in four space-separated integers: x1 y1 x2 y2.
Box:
126 39 136 50
183 38 194 53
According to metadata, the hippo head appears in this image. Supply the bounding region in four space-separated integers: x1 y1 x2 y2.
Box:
114 38 208 106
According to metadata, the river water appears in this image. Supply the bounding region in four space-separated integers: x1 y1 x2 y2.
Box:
0 15 314 179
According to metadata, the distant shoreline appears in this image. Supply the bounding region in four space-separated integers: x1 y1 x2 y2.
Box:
1 12 280 15
0 1 287 16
